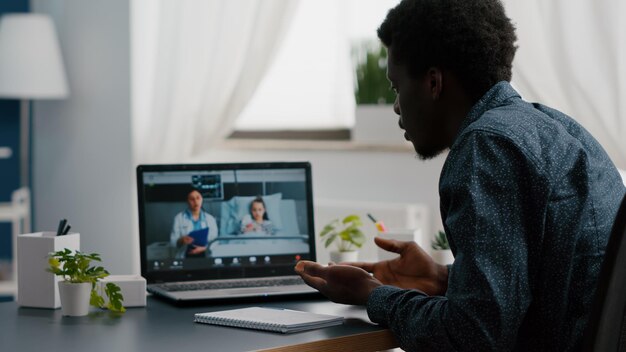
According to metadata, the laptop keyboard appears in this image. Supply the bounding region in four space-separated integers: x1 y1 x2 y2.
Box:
160 277 306 292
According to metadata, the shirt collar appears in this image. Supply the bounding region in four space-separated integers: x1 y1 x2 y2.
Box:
456 81 521 138
184 209 204 222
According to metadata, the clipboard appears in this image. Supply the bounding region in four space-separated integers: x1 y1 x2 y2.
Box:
188 227 209 247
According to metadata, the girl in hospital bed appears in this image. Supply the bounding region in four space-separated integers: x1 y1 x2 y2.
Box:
240 197 276 235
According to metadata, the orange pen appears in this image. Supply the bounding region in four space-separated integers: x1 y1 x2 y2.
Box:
367 213 387 233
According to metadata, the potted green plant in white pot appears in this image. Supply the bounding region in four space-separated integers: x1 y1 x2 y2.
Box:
320 214 366 263
48 248 125 316
353 42 395 105
352 41 401 145
430 231 454 265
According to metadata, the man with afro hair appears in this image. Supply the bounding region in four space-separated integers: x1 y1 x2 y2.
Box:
296 0 626 350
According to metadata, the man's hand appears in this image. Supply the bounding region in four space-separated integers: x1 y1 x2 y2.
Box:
346 237 449 296
295 261 382 305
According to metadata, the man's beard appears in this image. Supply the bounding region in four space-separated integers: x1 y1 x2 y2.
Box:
414 143 447 160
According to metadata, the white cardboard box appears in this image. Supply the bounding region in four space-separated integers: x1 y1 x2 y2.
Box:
99 275 146 307
17 232 80 309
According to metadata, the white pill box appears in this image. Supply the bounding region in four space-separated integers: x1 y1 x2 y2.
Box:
98 274 147 307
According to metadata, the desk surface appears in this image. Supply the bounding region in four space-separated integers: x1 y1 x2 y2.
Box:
0 295 397 352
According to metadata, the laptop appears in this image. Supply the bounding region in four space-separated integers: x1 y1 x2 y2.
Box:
136 162 318 302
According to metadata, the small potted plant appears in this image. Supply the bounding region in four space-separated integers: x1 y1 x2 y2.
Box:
351 41 399 144
48 248 125 316
430 231 454 265
320 214 366 263
352 41 396 105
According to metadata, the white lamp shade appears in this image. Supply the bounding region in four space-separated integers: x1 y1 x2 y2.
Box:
0 13 69 99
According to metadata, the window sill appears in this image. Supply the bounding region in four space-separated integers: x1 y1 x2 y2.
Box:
217 138 414 153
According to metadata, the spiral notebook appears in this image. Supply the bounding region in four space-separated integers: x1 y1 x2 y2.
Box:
193 307 344 333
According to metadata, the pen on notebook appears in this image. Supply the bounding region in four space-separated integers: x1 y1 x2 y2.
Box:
367 213 387 233
56 219 67 236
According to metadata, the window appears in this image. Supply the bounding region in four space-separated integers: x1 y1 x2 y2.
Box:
232 0 400 135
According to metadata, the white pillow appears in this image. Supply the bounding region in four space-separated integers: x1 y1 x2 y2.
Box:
224 193 283 234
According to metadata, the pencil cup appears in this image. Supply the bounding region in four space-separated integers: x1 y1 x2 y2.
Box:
17 232 80 309
377 228 422 261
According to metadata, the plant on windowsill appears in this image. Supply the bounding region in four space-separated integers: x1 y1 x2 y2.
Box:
48 248 125 316
320 214 366 263
352 41 403 145
353 42 396 105
430 231 454 265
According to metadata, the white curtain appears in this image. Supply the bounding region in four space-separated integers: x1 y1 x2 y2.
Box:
132 0 298 164
504 0 626 168
235 0 357 131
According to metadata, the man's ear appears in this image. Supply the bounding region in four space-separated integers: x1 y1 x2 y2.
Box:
426 67 443 100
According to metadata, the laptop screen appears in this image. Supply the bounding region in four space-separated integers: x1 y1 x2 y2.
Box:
136 162 316 283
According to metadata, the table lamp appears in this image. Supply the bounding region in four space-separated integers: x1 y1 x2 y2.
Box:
0 13 69 188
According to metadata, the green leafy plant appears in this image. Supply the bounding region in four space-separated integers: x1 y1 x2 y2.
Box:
352 42 396 105
431 231 450 250
48 248 125 313
320 214 366 252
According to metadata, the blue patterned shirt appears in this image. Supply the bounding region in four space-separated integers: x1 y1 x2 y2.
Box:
366 81 626 351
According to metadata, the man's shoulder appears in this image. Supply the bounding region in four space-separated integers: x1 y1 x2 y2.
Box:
449 98 617 187
458 100 586 161
465 100 569 139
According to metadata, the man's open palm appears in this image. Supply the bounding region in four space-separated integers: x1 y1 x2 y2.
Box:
347 237 448 296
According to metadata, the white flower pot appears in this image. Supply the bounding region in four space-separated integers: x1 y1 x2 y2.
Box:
329 250 358 264
353 104 404 144
431 249 454 265
58 281 92 316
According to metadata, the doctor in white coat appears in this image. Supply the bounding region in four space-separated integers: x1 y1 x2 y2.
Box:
170 189 218 258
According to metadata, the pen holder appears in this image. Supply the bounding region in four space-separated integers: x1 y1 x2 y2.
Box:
17 232 80 309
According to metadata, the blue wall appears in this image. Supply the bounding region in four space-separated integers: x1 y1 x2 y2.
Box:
0 0 29 259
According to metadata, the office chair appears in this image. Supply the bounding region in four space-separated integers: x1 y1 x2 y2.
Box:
582 194 626 351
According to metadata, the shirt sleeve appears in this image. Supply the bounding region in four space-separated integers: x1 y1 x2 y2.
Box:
366 130 546 351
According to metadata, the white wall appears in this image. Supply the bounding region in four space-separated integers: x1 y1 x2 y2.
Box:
32 0 137 275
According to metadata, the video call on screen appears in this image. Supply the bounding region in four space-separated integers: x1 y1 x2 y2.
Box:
142 168 312 272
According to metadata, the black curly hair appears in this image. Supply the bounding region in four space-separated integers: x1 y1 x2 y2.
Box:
378 0 517 101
